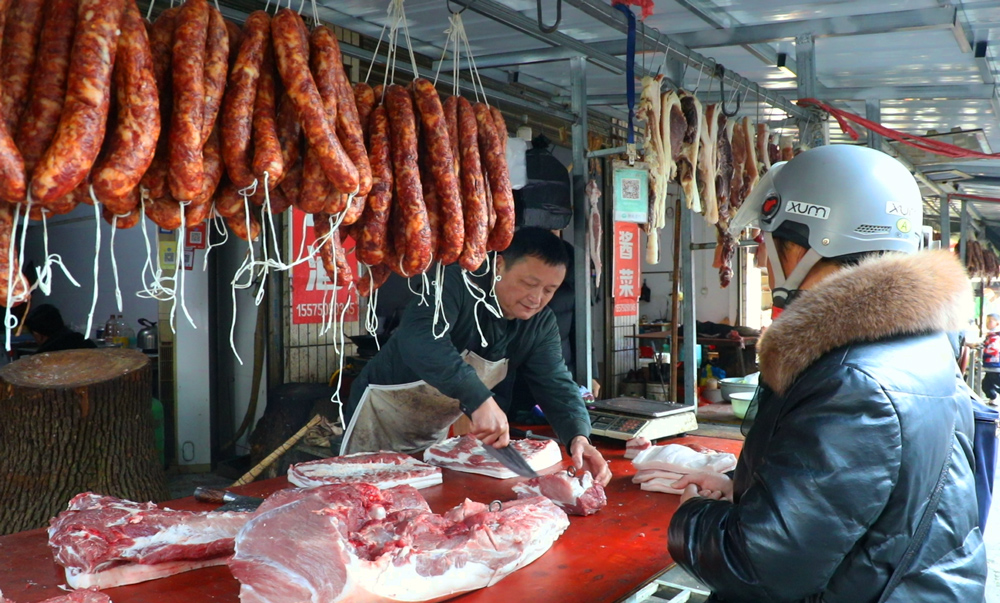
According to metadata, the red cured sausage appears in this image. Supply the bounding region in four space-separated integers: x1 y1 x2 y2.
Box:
358 264 390 297
213 182 244 219
313 212 353 286
353 82 376 143
277 161 302 210
264 182 291 214
298 146 332 214
490 105 507 155
341 191 365 226
0 202 29 306
143 195 182 230
138 7 177 200
184 195 212 228
0 0 27 204
310 26 371 197
190 126 222 206
412 79 463 265
30 180 88 219
102 197 141 229
332 227 353 286
474 103 514 252
224 19 242 68
220 10 267 189
30 0 126 205
275 92 301 171
420 156 440 264
1 0 45 133
271 9 357 194
167 0 209 202
442 95 459 169
226 209 259 241
201 6 229 142
384 84 431 275
456 97 487 271
355 105 392 266
91 0 160 202
251 38 283 185
15 0 78 179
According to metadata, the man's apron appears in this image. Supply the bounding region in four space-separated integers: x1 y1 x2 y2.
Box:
340 351 508 455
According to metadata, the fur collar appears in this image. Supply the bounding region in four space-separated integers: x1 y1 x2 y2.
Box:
758 250 973 395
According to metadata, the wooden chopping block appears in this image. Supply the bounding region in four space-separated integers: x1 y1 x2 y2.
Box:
0 348 168 536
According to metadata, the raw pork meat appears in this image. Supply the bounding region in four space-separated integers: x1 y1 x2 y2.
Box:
512 470 607 516
624 436 652 460
288 451 443 489
675 92 704 213
0 590 110 603
48 492 252 589
423 435 562 479
229 483 569 603
631 444 737 475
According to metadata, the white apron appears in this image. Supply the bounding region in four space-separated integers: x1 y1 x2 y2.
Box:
340 351 508 455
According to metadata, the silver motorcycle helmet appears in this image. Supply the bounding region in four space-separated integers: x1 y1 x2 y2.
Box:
728 144 923 309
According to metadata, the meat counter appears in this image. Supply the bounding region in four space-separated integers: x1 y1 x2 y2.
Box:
0 435 743 603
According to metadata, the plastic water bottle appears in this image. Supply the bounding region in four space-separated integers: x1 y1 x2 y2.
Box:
103 315 117 346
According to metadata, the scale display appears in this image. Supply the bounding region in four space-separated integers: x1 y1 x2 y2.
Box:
587 397 698 441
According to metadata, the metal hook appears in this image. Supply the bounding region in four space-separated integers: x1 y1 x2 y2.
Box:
489 500 503 512
536 0 562 34
717 64 742 118
566 465 578 477
447 0 472 15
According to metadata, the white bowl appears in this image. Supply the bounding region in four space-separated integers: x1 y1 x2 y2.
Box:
730 392 755 419
719 377 758 402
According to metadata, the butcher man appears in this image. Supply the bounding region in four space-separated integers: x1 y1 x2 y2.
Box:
341 227 611 485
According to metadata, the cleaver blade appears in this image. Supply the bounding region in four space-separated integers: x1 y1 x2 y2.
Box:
481 442 540 478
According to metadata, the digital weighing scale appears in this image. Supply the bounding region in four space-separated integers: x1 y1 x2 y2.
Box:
587 397 698 441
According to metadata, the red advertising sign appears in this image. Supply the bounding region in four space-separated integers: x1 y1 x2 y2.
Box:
290 209 359 324
613 221 640 318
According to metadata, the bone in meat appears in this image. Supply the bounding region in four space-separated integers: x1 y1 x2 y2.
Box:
728 118 748 211
756 122 771 173
696 103 719 224
675 92 703 213
715 111 734 226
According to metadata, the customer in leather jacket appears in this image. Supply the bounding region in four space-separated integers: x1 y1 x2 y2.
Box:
667 145 986 602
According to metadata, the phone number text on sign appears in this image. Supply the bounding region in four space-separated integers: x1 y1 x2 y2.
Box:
290 210 359 325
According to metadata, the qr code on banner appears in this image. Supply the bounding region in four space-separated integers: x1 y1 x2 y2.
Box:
621 177 641 200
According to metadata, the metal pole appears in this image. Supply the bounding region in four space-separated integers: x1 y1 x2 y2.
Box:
669 197 682 405
960 199 970 264
866 99 883 150
940 197 952 252
681 205 697 410
571 56 593 388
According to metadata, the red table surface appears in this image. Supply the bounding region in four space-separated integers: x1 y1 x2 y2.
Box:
0 435 743 603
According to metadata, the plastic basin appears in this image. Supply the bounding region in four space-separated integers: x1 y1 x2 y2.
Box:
719 377 758 402
730 392 755 419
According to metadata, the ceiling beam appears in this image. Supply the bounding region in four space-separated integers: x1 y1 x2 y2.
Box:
669 0 795 72
432 46 582 72
562 0 811 120
666 6 957 49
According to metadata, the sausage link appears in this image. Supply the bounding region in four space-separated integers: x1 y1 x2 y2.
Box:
277 161 302 210
0 202 29 305
271 9 357 194
420 156 440 264
442 95 459 169
412 78 463 265
251 38 283 185
341 190 365 226
200 6 229 142
102 194 141 229
486 180 496 237
225 208 259 241
31 180 88 219
30 0 126 205
184 195 212 227
358 263 390 297
91 0 160 202
139 7 177 199
310 26 371 197
384 84 431 275
312 211 336 281
386 198 411 277
355 105 392 266
15 0 78 178
275 92 301 170
456 97 487 271
190 126 222 206
353 82 375 143
0 0 26 204
1 0 45 133
474 102 514 252
168 0 209 202
213 182 243 218
333 227 353 286
143 194 182 230
263 182 290 214
224 19 242 67
220 10 267 189
490 105 507 155
298 146 332 214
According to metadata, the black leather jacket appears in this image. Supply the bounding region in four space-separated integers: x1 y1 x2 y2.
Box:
668 251 986 602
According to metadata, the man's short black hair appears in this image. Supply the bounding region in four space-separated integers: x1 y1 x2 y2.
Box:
500 227 569 269
25 304 66 338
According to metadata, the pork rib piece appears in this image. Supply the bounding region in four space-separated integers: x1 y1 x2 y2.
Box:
423 435 563 479
48 492 252 589
288 451 443 489
0 590 111 603
512 470 607 516
229 483 569 603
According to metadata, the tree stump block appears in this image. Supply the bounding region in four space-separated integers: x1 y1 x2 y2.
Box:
0 348 168 535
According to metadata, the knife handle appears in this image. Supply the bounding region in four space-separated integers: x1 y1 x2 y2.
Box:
194 486 231 504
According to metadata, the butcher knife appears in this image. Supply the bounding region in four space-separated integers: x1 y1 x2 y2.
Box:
193 486 263 512
480 442 540 478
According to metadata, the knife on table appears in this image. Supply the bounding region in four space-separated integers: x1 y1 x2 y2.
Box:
194 486 264 512
480 442 540 478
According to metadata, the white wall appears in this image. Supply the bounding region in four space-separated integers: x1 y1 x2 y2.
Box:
23 203 159 338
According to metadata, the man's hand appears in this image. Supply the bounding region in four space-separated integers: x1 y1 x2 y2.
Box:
672 471 733 503
469 397 509 448
570 435 612 486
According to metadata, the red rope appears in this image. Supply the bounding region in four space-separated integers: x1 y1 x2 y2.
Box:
798 98 1000 160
